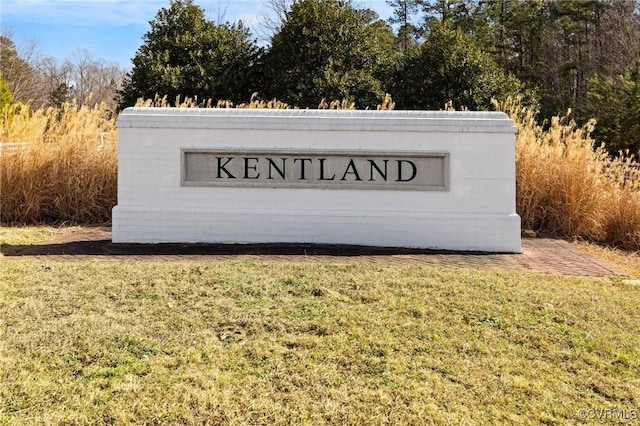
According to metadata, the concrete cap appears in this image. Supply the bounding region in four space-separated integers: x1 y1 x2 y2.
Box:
117 107 517 133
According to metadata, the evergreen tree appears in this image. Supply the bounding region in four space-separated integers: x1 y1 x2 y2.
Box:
387 0 421 51
391 21 528 110
584 64 640 156
264 0 394 108
49 82 72 108
0 76 14 108
118 0 261 110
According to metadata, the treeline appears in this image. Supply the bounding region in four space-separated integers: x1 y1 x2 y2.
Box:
1 0 639 155
118 0 639 155
117 0 528 111
0 35 127 111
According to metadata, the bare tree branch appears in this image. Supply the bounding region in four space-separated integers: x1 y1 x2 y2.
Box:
256 0 294 41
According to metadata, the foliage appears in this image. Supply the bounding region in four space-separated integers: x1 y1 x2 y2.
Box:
583 64 640 156
0 76 14 108
391 22 528 110
5 0 640 126
0 35 41 105
386 0 421 51
118 0 261 110
391 0 640 121
48 82 72 108
264 0 394 108
421 0 487 37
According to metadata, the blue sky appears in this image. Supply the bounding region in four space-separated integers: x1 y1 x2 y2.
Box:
2 0 395 69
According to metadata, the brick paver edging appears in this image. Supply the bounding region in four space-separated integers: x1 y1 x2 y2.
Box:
0 227 628 277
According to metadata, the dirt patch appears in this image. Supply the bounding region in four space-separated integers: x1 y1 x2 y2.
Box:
51 225 112 244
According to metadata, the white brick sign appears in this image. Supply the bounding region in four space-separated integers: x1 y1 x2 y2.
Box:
113 108 521 252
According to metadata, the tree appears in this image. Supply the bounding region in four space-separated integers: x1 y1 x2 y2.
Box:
391 21 529 110
583 64 640 156
0 77 14 108
49 82 72 108
259 0 294 38
64 50 126 109
1 33 125 109
387 0 421 51
118 0 261 109
0 34 48 106
477 0 640 120
264 0 394 108
421 0 487 35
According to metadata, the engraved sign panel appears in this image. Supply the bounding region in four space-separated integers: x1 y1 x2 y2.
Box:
182 150 448 191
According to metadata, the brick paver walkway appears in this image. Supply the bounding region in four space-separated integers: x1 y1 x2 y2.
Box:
1 226 628 277
520 238 627 276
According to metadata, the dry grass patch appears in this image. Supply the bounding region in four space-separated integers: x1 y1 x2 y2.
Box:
1 258 638 424
501 98 640 251
574 241 640 277
0 226 55 256
0 102 117 224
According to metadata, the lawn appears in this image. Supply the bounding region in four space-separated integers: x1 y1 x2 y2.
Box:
1 229 639 424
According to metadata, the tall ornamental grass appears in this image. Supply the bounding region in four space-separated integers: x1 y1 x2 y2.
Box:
501 98 640 250
0 102 117 224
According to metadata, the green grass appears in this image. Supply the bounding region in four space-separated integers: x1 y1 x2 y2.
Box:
1 255 639 425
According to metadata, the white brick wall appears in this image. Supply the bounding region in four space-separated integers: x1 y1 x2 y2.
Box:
112 108 521 252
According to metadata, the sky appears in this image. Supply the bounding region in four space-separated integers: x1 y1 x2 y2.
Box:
1 0 395 69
